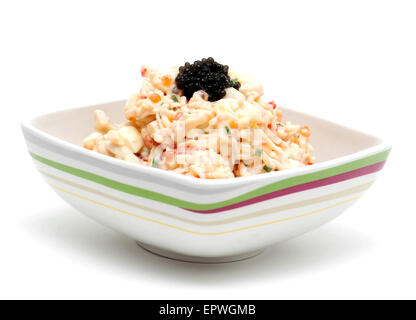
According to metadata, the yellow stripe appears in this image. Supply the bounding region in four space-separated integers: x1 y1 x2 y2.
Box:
41 170 371 226
50 183 360 236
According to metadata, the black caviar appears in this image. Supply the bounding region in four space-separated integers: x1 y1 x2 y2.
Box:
175 57 241 102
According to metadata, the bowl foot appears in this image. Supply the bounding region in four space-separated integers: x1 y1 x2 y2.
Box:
136 242 265 264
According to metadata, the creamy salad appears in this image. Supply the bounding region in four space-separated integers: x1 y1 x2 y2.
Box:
83 58 314 179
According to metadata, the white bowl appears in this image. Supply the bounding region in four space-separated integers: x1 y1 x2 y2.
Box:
21 100 391 263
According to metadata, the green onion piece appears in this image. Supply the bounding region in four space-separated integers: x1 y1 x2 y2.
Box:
277 122 284 127
225 125 231 135
232 78 239 83
152 154 160 168
263 165 273 172
172 94 179 103
255 148 263 156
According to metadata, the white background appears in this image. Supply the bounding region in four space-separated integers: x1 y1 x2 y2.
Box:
1 0 415 299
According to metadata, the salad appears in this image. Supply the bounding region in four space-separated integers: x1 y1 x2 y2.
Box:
83 58 314 179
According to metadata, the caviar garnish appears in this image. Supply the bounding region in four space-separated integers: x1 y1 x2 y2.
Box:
175 57 242 102
149 93 161 103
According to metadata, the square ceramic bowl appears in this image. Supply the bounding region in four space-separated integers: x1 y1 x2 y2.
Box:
21 100 391 263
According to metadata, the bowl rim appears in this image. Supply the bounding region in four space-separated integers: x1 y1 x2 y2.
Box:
21 100 392 189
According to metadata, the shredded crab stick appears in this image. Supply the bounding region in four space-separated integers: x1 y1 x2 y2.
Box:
83 58 315 179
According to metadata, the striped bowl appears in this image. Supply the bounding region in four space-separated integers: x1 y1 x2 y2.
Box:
21 100 391 263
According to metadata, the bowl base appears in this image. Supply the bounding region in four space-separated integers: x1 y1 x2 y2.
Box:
136 242 265 264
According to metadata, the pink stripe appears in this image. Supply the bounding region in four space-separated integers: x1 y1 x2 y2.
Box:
184 161 386 214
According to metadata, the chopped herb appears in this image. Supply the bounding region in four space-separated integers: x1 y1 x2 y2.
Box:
152 154 160 168
225 125 231 135
172 94 179 103
263 165 273 172
232 78 239 83
277 122 284 127
255 148 263 156
160 102 164 105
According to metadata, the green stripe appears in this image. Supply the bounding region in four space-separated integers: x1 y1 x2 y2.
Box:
30 150 390 210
